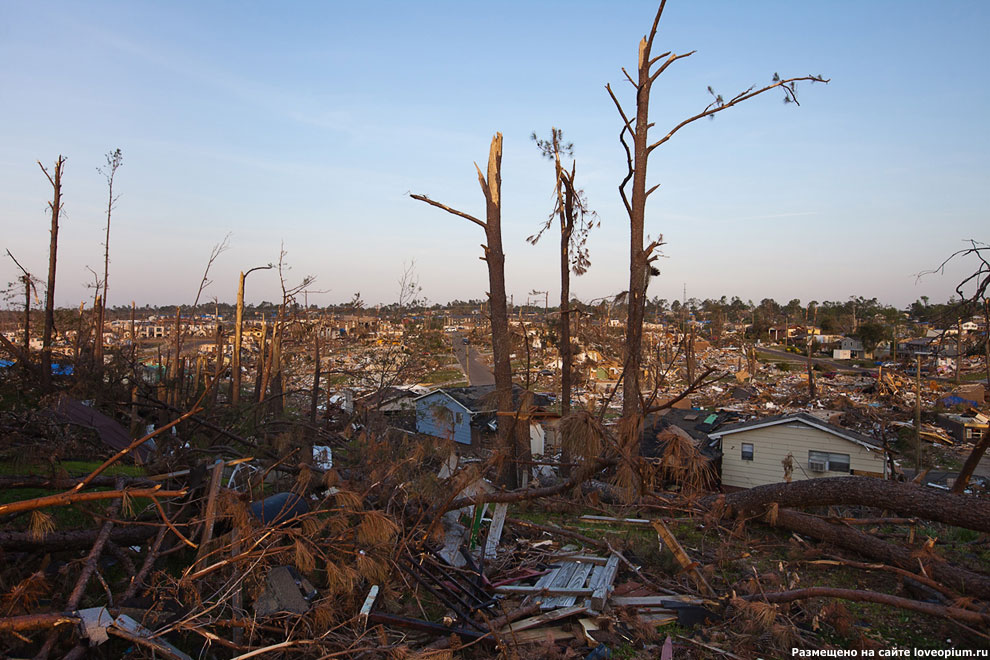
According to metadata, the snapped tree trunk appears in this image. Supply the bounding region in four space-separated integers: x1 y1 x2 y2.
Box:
707 476 990 533
411 133 517 487
607 4 827 459
40 156 65 389
233 271 246 404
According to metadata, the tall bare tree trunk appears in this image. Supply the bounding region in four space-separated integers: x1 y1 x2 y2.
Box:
952 434 990 494
96 149 122 372
233 272 246 404
255 318 268 402
559 204 573 477
606 3 826 464
39 156 65 389
984 298 989 386
956 317 962 385
412 134 517 487
22 277 30 354
93 295 102 371
311 325 321 426
212 322 224 408
130 300 136 364
170 307 181 406
915 355 923 471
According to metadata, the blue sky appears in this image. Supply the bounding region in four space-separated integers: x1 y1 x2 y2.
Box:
2 1 988 310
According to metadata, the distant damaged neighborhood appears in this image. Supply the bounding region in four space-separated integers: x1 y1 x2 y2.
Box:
2 0 990 657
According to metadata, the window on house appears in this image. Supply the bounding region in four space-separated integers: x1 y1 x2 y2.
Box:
827 452 851 473
809 450 850 473
741 443 754 461
455 412 463 425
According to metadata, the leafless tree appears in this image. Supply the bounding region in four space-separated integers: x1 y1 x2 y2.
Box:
921 240 990 493
232 263 273 404
94 148 122 368
606 2 827 459
5 250 40 355
38 156 66 389
412 134 520 487
530 128 598 477
396 260 424 317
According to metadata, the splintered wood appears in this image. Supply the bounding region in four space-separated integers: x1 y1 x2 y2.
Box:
651 518 715 596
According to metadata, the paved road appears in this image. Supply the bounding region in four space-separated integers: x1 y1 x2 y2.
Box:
757 346 872 375
451 333 495 386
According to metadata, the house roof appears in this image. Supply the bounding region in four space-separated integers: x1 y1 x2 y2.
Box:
708 411 882 450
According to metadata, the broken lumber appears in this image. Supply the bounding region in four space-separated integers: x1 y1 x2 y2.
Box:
501 605 587 633
651 519 714 596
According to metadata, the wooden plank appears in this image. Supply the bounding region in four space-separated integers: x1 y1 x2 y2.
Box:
359 585 379 629
543 562 593 609
639 612 678 625
579 515 652 526
501 605 587 633
546 554 610 565
651 519 714 596
612 595 705 607
509 625 575 644
539 562 578 608
590 555 620 611
484 502 508 560
494 585 594 596
532 565 560 589
194 460 224 563
578 617 599 645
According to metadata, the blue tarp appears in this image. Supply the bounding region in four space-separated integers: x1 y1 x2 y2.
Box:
941 395 978 408
0 359 73 375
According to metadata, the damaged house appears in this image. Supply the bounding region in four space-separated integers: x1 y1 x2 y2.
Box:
415 384 551 449
708 411 887 490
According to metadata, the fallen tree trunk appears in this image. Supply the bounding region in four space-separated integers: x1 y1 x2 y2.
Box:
0 475 156 490
744 586 990 626
0 487 186 518
0 613 79 632
0 526 158 552
773 509 990 600
444 458 612 512
707 477 990 533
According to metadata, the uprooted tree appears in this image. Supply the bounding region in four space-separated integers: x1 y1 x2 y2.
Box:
606 1 828 468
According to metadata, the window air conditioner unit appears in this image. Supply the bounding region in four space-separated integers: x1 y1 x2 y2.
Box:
808 459 827 473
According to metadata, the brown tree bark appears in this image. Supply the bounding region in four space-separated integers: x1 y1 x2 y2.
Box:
744 586 990 626
951 434 990 493
95 149 122 371
39 156 65 389
412 134 518 487
708 476 990 533
23 277 30 353
771 508 990 600
606 3 826 455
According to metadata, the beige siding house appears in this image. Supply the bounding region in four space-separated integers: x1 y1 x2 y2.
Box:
709 412 886 490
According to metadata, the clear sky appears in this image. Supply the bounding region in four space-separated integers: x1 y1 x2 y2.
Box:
2 1 988 310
